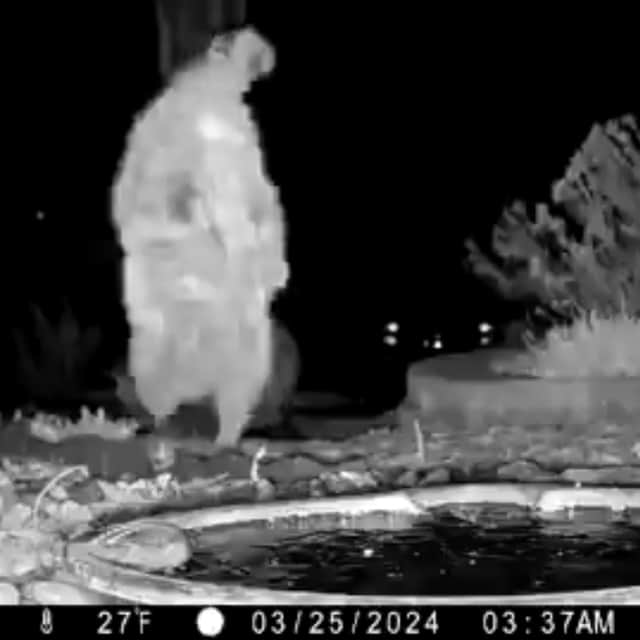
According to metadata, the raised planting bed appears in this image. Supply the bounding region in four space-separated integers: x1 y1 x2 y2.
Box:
58 485 640 605
403 348 640 430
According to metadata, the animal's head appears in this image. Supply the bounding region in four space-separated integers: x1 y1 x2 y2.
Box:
175 27 275 99
208 27 275 85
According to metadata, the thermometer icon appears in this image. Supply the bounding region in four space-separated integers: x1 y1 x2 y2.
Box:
40 607 53 635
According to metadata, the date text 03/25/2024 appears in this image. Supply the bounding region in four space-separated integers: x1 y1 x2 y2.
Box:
246 606 618 637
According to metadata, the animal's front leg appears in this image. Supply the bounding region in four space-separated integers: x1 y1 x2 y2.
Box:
214 384 255 449
214 321 273 449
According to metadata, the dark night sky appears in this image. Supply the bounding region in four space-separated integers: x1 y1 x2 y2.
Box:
1 4 637 397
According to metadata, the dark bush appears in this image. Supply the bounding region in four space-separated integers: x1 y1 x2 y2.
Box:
466 114 640 327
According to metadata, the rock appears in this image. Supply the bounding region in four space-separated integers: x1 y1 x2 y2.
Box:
216 480 261 505
0 503 33 530
469 458 501 481
320 470 378 495
448 466 469 483
369 466 404 489
82 521 192 572
445 455 498 482
0 582 20 605
374 453 427 470
47 484 68 501
561 467 640 486
393 469 419 488
66 480 105 505
308 479 325 498
601 423 627 436
275 479 314 500
337 458 370 473
254 479 276 501
1 458 71 486
301 446 365 465
25 580 109 605
262 456 327 484
539 446 588 470
583 449 624 466
0 533 42 579
497 460 560 482
33 500 94 533
469 432 496 447
420 467 451 486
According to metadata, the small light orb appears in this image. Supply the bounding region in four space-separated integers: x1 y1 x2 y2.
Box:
383 335 398 346
478 322 492 334
386 321 399 333
480 335 491 346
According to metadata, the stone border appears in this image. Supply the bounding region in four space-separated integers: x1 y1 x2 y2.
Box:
63 484 640 605
405 349 640 428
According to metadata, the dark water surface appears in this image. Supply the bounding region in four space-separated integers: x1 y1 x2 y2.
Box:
172 510 640 596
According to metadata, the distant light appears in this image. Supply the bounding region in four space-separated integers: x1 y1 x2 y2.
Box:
480 335 491 346
422 339 430 348
383 335 398 346
35 211 45 221
478 322 492 334
433 336 443 350
386 322 399 333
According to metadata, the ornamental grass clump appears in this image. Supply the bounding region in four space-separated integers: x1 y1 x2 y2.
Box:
522 308 640 378
12 303 103 407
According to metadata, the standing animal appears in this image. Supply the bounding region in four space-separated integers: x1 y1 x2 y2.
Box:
110 28 289 447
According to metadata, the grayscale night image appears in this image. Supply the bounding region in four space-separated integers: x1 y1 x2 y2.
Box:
0 0 638 629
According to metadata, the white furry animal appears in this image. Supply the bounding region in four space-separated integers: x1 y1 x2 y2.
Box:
111 28 288 447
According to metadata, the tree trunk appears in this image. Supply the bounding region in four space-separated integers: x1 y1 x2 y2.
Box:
154 0 247 80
